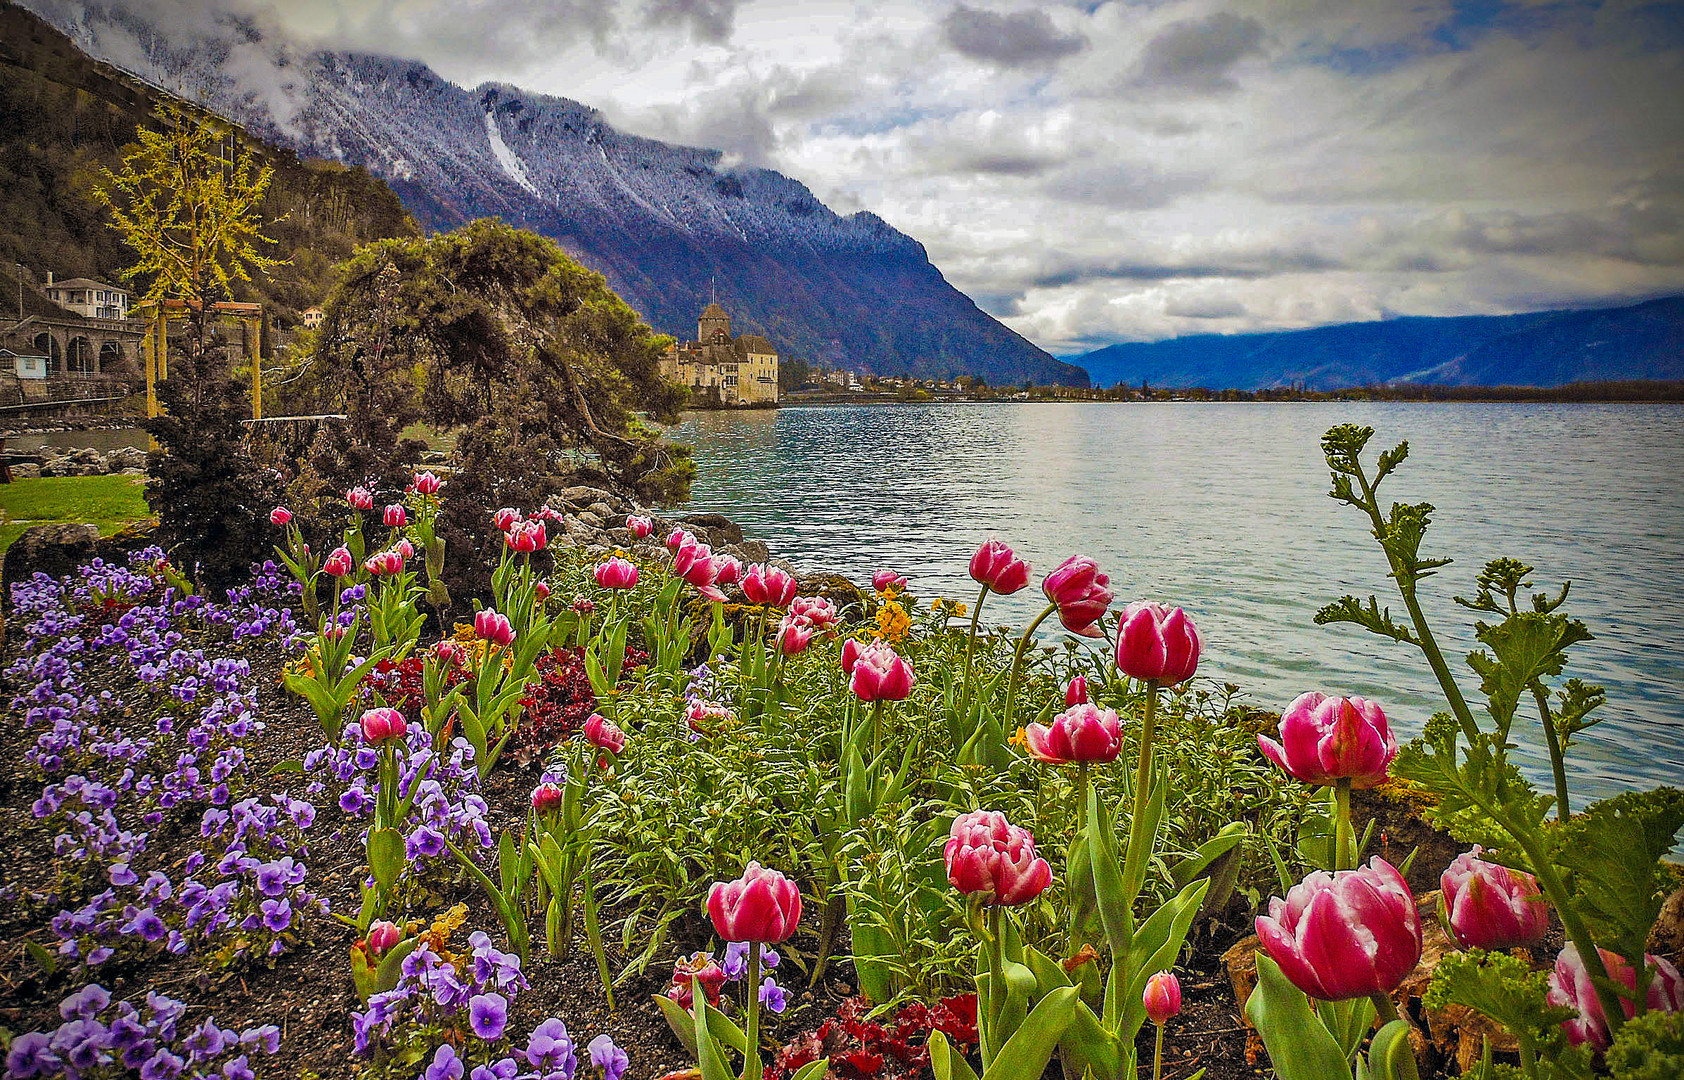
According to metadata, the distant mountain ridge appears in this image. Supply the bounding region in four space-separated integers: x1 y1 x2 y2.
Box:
1073 296 1684 391
21 1 1087 387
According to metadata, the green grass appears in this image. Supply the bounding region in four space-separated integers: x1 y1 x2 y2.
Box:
0 475 151 556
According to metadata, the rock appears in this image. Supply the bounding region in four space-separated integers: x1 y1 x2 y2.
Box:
1 523 100 606
723 540 770 564
576 512 603 529
1648 885 1684 967
796 571 866 615
106 446 147 471
585 501 615 520
679 513 744 547
556 485 616 508
8 462 40 479
119 467 144 476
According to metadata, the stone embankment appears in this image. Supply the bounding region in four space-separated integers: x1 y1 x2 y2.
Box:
6 444 147 477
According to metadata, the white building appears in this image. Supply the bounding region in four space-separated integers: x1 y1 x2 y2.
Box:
42 276 130 320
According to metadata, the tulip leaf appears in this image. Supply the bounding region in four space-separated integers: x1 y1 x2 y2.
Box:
979 985 1077 1080
1366 1019 1419 1080
1056 997 1122 1080
927 1031 980 1080
368 827 404 890
1121 877 1209 1039
1169 821 1247 889
787 1062 831 1080
1244 955 1352 1080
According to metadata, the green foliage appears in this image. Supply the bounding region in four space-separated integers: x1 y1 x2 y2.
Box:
0 475 149 554
1552 789 1684 961
1422 950 1586 1074
1607 1010 1684 1080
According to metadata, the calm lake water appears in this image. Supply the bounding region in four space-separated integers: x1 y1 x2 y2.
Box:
673 402 1684 809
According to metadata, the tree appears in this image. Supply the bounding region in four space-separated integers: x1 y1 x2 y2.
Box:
94 105 288 584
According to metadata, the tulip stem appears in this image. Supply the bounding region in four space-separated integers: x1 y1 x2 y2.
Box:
1368 991 1398 1026
1004 602 1058 725
984 904 1006 1068
871 700 884 765
1333 778 1356 872
1151 1023 1165 1080
745 942 762 1080
1125 680 1161 890
958 583 990 736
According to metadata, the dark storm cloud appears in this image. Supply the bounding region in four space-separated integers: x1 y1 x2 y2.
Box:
1133 12 1265 93
941 4 1087 68
643 0 740 44
1028 250 1343 290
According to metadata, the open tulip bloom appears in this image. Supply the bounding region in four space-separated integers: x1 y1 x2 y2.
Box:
1255 857 1422 1004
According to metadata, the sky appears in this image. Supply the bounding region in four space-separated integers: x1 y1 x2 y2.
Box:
50 0 1684 352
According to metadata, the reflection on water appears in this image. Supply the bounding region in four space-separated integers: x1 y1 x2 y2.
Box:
673 401 1684 806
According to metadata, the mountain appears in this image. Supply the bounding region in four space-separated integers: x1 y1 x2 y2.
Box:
1073 296 1684 391
0 3 417 326
18 1 1086 387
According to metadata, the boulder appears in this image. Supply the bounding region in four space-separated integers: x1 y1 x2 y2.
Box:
2 523 99 606
555 485 617 508
9 462 40 479
585 501 615 520
723 540 770 565
679 512 744 548
106 446 148 471
796 571 866 615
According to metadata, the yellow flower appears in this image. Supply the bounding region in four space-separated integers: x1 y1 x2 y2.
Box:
1008 726 1028 749
874 599 911 643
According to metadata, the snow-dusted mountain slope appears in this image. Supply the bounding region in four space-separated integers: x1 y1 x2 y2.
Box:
23 1 1086 386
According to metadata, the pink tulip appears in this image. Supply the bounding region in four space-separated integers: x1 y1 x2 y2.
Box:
665 527 693 552
712 554 743 586
411 471 442 495
742 564 798 608
474 609 515 647
594 557 639 590
394 538 415 561
626 515 654 539
1548 943 1684 1049
944 810 1052 907
790 595 838 630
364 549 404 576
776 613 815 655
1255 857 1422 1001
367 920 402 956
383 504 408 528
841 637 865 677
1143 972 1182 1026
534 581 551 601
584 713 627 755
1440 847 1549 951
1042 556 1113 637
850 640 915 702
707 862 802 944
505 520 547 553
493 507 522 532
270 506 293 527
435 640 466 667
873 570 907 593
323 546 353 578
1025 703 1123 765
1259 692 1398 790
666 953 727 1009
530 783 564 816
1064 676 1089 706
1115 602 1203 685
347 486 374 511
360 707 408 745
673 540 727 603
969 539 1031 595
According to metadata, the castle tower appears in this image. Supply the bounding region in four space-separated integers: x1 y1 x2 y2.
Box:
698 301 731 343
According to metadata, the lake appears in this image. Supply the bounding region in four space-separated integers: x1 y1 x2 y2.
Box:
672 401 1684 809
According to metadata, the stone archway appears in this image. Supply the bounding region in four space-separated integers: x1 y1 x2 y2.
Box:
99 340 124 373
32 332 62 374
66 336 94 375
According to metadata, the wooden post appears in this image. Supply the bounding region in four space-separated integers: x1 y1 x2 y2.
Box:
247 315 262 420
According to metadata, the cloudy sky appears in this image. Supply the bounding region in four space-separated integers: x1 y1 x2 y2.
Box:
68 0 1684 352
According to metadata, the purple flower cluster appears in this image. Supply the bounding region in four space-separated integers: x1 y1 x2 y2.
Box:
4 983 280 1079
352 931 623 1080
719 942 790 1014
50 794 328 971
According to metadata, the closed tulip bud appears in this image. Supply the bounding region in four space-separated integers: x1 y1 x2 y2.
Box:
776 613 815 655
360 707 408 745
1143 972 1182 1026
944 810 1052 906
1115 602 1203 684
626 515 654 538
493 507 522 532
1064 676 1089 706
367 920 402 956
712 554 743 586
1548 943 1684 1050
850 640 915 702
530 783 564 816
707 862 802 944
347 487 374 511
394 538 415 561
1025 702 1123 764
383 504 408 528
270 506 293 526
665 527 692 552
534 581 551 601
1042 556 1113 637
584 713 627 755
505 520 547 553
741 563 798 607
594 557 639 590
435 640 465 667
841 637 865 677
873 569 907 593
1440 847 1549 951
1259 692 1398 789
474 609 515 647
411 471 441 495
1256 857 1422 1001
969 539 1031 595
323 546 353 578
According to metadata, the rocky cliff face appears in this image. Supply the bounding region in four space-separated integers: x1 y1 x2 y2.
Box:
25 2 1087 386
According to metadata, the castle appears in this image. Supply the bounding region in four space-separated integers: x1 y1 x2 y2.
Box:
660 302 779 405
